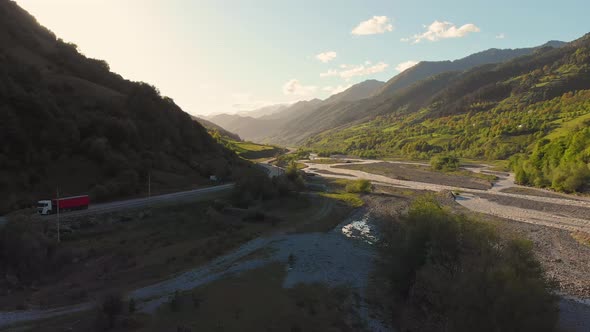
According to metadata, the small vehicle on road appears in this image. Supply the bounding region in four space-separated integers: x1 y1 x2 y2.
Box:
37 195 90 215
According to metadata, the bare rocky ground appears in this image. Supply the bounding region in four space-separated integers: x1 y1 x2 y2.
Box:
500 187 588 200
335 162 493 190
477 192 590 221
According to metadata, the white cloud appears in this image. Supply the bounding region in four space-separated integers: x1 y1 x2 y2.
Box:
403 20 480 43
316 51 337 63
395 60 419 72
319 69 339 78
282 79 318 96
351 16 394 36
321 62 389 80
323 85 352 95
496 33 505 39
340 62 388 79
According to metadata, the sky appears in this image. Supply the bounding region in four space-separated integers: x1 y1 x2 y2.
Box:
15 0 590 116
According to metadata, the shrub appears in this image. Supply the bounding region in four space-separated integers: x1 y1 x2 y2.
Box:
345 179 372 193
379 196 557 332
169 291 182 312
96 293 123 330
0 216 53 284
430 154 460 172
128 298 136 314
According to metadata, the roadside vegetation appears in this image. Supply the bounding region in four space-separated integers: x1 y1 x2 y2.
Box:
375 196 558 332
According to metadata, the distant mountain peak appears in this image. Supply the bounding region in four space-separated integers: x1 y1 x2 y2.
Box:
325 79 385 104
374 40 567 98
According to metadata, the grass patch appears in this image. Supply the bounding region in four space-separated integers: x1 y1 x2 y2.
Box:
295 162 308 170
320 193 364 208
224 139 286 160
345 179 372 193
545 112 590 140
572 231 590 247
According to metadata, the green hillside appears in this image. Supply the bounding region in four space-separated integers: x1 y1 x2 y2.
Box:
305 34 590 192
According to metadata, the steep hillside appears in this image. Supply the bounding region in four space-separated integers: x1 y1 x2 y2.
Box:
192 116 242 141
375 41 566 98
305 33 590 192
207 80 384 142
0 1 249 213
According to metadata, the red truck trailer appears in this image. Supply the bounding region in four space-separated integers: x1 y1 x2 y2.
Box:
37 195 90 215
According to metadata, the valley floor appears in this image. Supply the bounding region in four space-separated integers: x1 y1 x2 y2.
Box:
3 157 590 331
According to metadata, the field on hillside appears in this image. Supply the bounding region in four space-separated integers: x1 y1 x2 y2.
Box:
222 139 286 160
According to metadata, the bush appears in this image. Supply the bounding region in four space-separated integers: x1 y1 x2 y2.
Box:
430 154 460 172
128 298 136 313
379 196 557 332
345 179 372 193
169 291 182 312
232 170 277 207
96 293 123 330
0 216 53 284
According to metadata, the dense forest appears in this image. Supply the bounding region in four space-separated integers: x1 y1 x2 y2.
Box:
305 33 590 192
0 2 249 213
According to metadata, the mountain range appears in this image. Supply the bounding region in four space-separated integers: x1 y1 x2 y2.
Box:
206 79 385 143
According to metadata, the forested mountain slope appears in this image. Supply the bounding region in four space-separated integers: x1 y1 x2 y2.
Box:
374 41 566 98
0 1 249 213
305 33 590 192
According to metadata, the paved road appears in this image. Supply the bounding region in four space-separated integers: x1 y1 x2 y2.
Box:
35 184 234 221
258 163 285 177
0 217 6 227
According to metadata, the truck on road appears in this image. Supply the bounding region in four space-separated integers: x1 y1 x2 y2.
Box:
37 195 90 215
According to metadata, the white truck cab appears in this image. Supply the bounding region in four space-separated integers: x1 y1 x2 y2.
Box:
37 200 52 215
